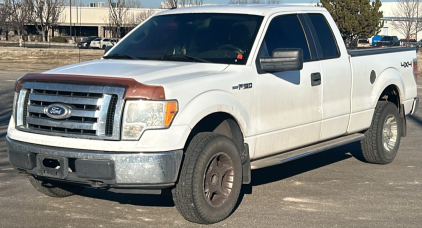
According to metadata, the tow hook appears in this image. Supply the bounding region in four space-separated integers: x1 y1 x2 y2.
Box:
86 180 108 188
17 169 30 176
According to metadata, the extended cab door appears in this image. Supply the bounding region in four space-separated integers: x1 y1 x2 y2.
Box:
302 13 352 140
253 14 323 159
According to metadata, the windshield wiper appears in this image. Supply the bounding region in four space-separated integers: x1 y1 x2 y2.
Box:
152 54 210 63
103 53 139 60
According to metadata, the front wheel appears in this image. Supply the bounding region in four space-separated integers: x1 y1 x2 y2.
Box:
360 101 402 164
172 133 242 224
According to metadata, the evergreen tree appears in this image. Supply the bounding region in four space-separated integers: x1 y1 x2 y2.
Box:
321 0 383 44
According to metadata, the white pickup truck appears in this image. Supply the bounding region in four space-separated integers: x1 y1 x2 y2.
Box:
7 5 419 224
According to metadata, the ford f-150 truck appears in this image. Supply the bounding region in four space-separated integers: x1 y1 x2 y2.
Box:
6 5 419 224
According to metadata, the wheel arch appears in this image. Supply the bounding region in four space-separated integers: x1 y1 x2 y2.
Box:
182 112 251 184
373 69 407 136
183 112 243 151
373 68 405 109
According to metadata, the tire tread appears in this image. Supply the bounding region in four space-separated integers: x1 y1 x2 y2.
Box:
360 101 401 164
172 132 241 224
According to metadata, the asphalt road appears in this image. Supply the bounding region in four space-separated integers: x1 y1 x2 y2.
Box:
0 71 421 228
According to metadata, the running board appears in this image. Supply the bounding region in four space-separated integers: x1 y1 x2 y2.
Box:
250 133 365 170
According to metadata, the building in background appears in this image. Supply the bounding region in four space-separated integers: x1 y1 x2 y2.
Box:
1 1 421 42
89 2 110 8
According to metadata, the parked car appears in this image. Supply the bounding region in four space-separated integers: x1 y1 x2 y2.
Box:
101 38 119 49
90 38 119 49
374 35 400 47
356 39 370 47
89 38 102 49
8 5 419 224
77 36 99 49
351 39 370 47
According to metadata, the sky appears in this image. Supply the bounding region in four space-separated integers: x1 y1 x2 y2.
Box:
82 0 397 9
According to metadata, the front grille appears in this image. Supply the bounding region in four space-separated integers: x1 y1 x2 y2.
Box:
16 82 125 140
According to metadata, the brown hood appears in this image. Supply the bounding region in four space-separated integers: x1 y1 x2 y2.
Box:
15 73 165 100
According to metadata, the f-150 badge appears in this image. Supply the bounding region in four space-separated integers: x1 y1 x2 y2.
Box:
232 83 252 90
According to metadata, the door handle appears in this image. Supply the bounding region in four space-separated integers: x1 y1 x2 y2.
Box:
311 72 321 86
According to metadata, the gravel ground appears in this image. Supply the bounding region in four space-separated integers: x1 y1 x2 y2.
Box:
0 47 104 72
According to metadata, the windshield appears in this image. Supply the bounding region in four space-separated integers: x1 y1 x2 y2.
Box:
106 13 263 64
380 36 393 41
83 37 95 42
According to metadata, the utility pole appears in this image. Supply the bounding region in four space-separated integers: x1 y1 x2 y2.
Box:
70 0 72 42
417 0 419 41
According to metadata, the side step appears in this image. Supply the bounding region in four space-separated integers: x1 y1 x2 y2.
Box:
250 133 365 169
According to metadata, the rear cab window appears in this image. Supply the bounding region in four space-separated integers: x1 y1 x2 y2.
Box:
305 13 340 60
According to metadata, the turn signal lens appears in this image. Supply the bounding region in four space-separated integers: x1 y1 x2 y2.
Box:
165 101 178 127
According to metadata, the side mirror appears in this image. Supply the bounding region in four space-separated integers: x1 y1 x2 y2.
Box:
259 48 303 72
104 45 113 54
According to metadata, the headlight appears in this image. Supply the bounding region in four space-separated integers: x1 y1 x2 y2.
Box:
122 100 178 140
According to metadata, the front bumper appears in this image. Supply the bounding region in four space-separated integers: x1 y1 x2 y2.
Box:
6 136 183 187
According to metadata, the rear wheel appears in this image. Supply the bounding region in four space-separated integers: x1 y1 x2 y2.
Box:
360 101 402 164
172 133 242 224
102 45 106 49
28 175 84 197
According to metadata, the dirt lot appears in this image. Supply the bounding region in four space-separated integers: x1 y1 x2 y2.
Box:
1 47 422 76
0 47 104 72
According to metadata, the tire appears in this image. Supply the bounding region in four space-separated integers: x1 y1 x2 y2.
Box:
360 101 402 164
172 133 242 224
102 45 106 49
28 175 84 198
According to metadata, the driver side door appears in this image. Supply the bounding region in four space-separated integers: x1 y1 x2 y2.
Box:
253 14 323 159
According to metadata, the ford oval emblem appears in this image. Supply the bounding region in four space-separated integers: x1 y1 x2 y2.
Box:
44 104 72 119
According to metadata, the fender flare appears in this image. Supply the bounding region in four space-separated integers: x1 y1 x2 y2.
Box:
372 68 405 108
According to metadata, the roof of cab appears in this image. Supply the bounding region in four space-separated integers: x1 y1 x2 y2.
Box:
156 4 327 17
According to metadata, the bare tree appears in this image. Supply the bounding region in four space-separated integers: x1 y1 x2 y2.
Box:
31 0 66 42
192 0 204 5
228 0 248 4
163 0 178 8
180 0 204 6
392 0 422 41
162 0 203 9
9 0 33 37
67 0 81 6
0 0 13 40
107 0 142 38
126 0 143 8
229 0 281 3
125 8 156 33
